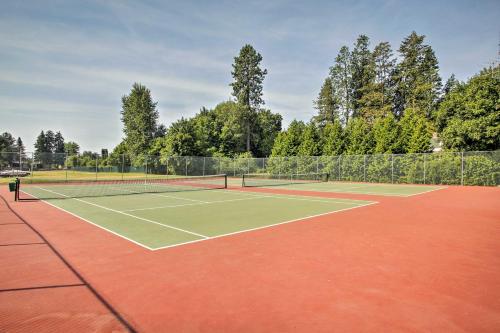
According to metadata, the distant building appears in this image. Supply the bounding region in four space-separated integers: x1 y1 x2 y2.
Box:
431 132 443 152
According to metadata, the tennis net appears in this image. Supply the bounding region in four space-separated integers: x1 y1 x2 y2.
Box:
242 173 329 187
17 174 227 200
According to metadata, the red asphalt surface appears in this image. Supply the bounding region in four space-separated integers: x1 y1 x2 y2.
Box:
1 185 500 332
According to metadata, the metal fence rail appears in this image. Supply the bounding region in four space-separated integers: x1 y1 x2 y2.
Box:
1 151 499 186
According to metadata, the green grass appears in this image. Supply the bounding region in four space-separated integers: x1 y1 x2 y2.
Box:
20 184 374 250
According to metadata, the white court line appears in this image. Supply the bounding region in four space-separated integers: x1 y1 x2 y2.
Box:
108 186 209 203
123 192 373 212
22 186 377 251
19 190 154 251
33 187 209 239
226 188 376 204
123 196 268 212
248 182 447 197
403 186 447 197
152 201 378 251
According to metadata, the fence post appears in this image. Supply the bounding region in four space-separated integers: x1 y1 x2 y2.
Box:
423 153 426 184
30 152 34 183
461 151 464 186
338 156 341 181
121 154 125 180
247 158 250 174
363 155 366 182
95 155 98 181
391 154 394 184
278 157 281 179
203 157 206 176
166 157 169 179
185 157 188 176
65 152 68 182
233 159 236 177
145 156 148 181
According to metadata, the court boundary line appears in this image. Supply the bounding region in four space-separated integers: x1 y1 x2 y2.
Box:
34 187 208 239
236 179 448 197
123 193 372 212
225 188 375 203
27 193 156 251
151 201 378 250
403 186 448 197
19 188 377 251
249 184 446 197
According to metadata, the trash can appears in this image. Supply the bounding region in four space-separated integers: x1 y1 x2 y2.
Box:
8 182 17 192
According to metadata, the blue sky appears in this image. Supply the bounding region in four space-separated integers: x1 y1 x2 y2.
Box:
1 0 498 152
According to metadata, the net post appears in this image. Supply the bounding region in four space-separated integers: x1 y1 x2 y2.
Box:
224 174 228 188
15 178 20 201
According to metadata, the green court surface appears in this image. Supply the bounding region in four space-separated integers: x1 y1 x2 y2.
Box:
232 178 445 197
20 185 375 250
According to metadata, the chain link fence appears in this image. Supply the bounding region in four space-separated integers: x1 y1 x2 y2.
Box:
1 151 499 186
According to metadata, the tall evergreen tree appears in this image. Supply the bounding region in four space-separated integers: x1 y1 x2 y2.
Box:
0 132 15 151
393 31 442 119
350 35 375 116
398 108 432 153
358 42 395 122
34 131 46 162
330 46 353 125
373 42 396 108
16 137 25 156
313 77 340 126
64 142 80 156
270 120 306 157
321 122 344 155
45 130 55 153
121 83 160 159
298 122 321 156
230 44 267 152
344 118 374 154
54 132 65 153
372 114 400 153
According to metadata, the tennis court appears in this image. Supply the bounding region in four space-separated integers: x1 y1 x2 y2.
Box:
17 175 375 250
239 173 446 196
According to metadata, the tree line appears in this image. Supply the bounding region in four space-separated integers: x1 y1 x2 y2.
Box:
112 31 498 166
2 31 498 170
